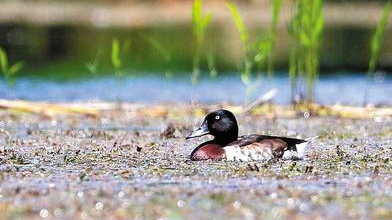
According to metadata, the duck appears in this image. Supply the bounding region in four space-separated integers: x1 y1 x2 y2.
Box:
186 109 313 161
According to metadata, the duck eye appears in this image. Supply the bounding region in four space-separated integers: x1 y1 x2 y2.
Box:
215 115 220 120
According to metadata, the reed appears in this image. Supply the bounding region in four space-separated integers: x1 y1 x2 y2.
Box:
145 35 172 77
226 2 255 104
227 1 283 104
226 2 251 84
288 0 324 104
0 47 24 86
111 38 123 77
368 1 391 76
111 38 130 77
207 52 217 78
267 0 283 84
254 0 283 89
364 1 391 105
192 0 212 84
86 48 104 75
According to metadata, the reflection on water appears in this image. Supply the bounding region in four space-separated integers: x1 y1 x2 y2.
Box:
0 72 391 105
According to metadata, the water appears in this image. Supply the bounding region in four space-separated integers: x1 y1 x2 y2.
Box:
0 72 391 105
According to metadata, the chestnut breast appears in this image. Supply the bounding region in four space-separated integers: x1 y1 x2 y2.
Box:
190 143 226 161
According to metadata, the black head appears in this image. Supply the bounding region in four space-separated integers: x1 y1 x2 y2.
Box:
186 109 239 145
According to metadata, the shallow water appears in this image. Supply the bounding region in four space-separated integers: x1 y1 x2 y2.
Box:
0 72 391 105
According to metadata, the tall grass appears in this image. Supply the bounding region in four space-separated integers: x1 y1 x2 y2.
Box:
112 38 123 77
288 0 324 104
368 2 391 76
207 52 217 78
0 47 24 86
267 0 283 84
192 0 212 84
364 1 391 105
227 1 283 104
145 35 172 77
226 2 251 84
226 2 254 104
111 38 130 77
254 0 283 89
86 48 104 75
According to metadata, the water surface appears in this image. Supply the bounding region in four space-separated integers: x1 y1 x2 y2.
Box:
0 72 391 105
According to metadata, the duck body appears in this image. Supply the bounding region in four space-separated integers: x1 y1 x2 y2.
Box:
187 109 311 162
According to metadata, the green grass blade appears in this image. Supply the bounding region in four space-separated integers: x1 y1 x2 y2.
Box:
146 36 171 63
288 0 324 104
192 0 202 34
368 1 391 75
111 38 121 69
272 0 283 29
191 0 213 84
207 53 217 78
122 39 131 53
8 61 24 75
86 63 98 75
86 48 104 75
267 0 284 82
226 2 248 44
202 13 213 30
0 47 8 74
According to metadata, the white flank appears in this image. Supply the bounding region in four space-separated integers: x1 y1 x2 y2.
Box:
225 136 318 162
224 145 273 162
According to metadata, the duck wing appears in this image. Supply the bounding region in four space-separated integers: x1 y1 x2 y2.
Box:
236 134 306 148
224 134 307 162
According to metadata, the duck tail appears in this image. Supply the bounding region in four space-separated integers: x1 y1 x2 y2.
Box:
296 135 319 159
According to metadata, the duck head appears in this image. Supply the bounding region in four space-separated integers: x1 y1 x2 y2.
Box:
186 109 239 145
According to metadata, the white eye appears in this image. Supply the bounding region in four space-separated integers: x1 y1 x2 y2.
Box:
215 115 220 120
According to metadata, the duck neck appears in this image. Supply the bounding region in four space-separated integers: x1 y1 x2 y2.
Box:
213 134 238 146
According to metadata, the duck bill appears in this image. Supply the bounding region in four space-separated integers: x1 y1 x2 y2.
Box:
186 120 210 139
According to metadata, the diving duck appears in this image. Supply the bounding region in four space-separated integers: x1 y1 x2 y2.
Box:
186 109 313 161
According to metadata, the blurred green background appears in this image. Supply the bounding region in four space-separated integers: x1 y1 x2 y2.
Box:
0 0 391 80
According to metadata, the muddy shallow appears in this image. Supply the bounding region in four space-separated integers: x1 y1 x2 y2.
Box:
0 108 392 220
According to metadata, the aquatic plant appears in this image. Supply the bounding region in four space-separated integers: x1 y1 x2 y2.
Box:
267 0 283 83
145 35 172 77
254 0 283 85
112 38 123 77
363 1 391 105
368 2 391 76
226 2 255 104
364 1 391 105
192 0 213 84
207 52 217 78
111 38 130 77
0 47 24 86
86 48 104 75
227 1 283 104
288 0 324 104
226 2 251 84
